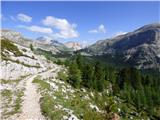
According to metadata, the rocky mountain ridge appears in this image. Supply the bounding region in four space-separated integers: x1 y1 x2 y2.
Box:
1 30 82 53
1 30 60 54
83 23 160 70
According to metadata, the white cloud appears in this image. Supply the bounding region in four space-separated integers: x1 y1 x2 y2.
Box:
98 24 106 33
17 13 32 23
88 24 106 34
42 16 79 39
18 25 53 34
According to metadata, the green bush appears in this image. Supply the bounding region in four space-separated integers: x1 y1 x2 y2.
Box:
57 71 68 81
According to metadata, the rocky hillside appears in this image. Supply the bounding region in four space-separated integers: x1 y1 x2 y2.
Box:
1 30 60 54
83 23 160 70
0 38 54 80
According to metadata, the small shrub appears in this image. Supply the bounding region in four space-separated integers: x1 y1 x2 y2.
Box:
32 55 35 59
22 48 27 52
57 71 68 81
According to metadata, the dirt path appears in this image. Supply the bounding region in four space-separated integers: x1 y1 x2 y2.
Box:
16 74 45 120
8 67 59 120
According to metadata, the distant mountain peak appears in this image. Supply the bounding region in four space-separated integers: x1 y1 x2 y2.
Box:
65 41 82 51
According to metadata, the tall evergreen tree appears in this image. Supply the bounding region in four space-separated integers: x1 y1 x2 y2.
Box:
82 64 94 88
68 62 82 88
30 44 34 51
93 61 104 92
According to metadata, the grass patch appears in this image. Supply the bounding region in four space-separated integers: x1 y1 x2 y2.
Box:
32 77 50 91
1 89 13 118
0 79 21 84
2 56 41 68
1 39 23 56
40 95 65 120
57 70 68 81
83 110 106 120
0 75 30 85
12 90 24 114
3 90 24 116
1 89 24 117
1 77 25 118
1 89 13 100
53 88 106 120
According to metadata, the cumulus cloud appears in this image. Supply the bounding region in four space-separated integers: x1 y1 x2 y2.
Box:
18 25 53 34
17 13 32 23
98 24 106 33
42 16 79 39
88 24 106 34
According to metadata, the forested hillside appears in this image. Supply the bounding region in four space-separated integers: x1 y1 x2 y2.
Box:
59 54 160 119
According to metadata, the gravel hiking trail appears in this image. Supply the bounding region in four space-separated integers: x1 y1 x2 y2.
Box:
16 74 45 120
14 68 56 120
7 67 60 120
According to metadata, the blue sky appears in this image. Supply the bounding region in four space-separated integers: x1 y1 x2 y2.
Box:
1 1 159 45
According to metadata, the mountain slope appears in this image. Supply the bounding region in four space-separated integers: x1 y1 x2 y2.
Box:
1 30 59 54
83 23 160 70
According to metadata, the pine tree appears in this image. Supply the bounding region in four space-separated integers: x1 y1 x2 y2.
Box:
93 61 104 92
82 64 93 88
75 53 83 70
68 62 82 88
30 44 34 51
